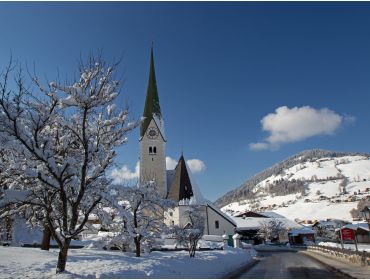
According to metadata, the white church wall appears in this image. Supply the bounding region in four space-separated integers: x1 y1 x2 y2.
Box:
164 207 180 227
165 205 235 238
205 206 236 236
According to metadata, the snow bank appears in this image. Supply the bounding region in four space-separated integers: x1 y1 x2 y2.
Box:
0 246 256 278
318 241 370 252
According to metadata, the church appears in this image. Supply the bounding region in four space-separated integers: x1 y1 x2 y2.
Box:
139 48 236 237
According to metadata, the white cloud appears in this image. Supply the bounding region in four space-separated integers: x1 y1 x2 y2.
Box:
166 156 206 173
111 161 140 184
250 106 354 151
166 156 178 170
186 159 206 173
111 156 207 184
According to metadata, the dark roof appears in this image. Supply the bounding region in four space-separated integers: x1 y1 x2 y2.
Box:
141 47 162 137
234 211 268 218
167 155 194 201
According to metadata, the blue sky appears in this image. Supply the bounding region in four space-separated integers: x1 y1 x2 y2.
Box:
1 2 370 201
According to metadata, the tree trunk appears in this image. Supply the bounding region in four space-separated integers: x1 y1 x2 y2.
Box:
41 224 51 251
56 239 71 273
134 237 141 257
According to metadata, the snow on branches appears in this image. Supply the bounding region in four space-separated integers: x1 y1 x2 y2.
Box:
171 205 205 258
0 55 137 273
102 182 176 257
257 218 286 243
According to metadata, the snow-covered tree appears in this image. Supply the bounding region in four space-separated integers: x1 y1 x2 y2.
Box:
171 205 205 258
104 182 176 257
0 56 136 273
258 218 286 243
339 177 348 194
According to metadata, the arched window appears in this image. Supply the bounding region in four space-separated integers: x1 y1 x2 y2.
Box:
149 147 153 154
153 146 157 154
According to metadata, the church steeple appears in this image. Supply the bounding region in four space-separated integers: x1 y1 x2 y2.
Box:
167 154 194 202
141 47 162 137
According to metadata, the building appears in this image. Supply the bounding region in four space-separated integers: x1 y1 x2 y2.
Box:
232 211 302 244
139 48 167 197
312 219 349 241
335 223 370 244
288 228 315 245
139 48 236 237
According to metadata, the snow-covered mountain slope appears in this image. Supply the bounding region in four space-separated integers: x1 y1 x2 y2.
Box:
216 150 370 222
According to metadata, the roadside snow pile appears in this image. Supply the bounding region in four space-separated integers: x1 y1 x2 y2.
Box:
318 241 370 252
0 246 256 278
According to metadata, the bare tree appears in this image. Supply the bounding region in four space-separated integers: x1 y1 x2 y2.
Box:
258 218 286 243
172 205 205 258
0 56 136 273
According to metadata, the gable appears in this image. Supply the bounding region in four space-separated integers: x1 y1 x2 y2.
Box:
140 117 166 142
207 204 237 227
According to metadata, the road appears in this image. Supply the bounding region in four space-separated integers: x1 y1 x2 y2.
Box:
237 251 346 279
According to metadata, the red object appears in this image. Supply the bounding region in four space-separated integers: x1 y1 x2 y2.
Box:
341 228 355 241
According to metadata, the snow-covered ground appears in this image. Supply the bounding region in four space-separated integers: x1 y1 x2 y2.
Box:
222 155 370 221
274 201 358 221
0 246 256 278
318 241 370 252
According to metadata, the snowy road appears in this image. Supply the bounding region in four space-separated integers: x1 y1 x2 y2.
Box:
236 251 346 279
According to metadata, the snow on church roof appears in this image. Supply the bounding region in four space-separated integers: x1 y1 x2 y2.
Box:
166 155 236 226
152 113 166 140
185 159 206 205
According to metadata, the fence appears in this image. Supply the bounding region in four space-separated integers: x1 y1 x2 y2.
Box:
307 244 370 266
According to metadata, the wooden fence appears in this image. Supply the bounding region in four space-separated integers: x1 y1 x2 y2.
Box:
307 244 370 266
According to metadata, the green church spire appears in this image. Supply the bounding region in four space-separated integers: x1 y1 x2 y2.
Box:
141 47 162 137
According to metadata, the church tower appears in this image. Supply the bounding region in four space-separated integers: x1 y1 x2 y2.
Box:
139 47 167 197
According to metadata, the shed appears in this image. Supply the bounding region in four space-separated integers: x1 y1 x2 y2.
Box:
288 228 315 245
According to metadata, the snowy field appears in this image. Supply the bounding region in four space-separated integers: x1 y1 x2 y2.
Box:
0 246 256 278
222 155 370 221
274 200 358 221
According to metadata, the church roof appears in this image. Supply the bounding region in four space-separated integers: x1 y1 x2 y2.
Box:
141 47 162 137
167 155 194 201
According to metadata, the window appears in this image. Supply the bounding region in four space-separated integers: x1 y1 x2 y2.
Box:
169 212 173 217
149 146 157 155
215 220 219 229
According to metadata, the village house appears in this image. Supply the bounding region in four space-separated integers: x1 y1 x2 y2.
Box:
335 223 370 244
232 211 302 245
288 228 316 245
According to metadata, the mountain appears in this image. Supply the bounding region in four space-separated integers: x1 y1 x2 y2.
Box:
216 149 370 221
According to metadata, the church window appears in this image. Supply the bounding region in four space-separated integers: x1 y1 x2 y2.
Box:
169 211 173 217
149 146 157 155
215 220 219 229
